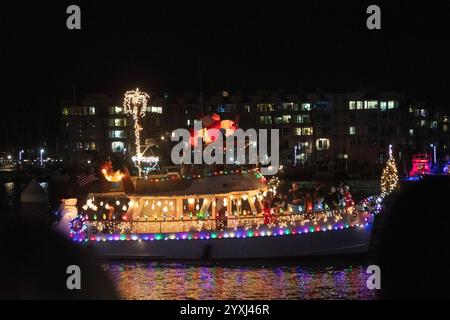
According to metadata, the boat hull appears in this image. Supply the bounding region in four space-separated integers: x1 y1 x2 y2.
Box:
87 224 373 260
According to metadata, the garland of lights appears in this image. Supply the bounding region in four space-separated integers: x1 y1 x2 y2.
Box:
71 220 373 243
141 167 262 182
70 198 375 241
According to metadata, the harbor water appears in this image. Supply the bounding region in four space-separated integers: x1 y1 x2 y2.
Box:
1 177 379 300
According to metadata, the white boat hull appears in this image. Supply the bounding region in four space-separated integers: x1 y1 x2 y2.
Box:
87 224 373 260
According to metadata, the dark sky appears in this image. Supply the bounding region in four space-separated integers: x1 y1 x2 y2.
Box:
1 1 450 151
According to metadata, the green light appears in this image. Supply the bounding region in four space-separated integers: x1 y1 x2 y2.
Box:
155 234 162 240
211 233 217 239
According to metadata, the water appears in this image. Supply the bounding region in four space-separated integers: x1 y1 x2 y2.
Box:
103 260 377 300
2 179 378 300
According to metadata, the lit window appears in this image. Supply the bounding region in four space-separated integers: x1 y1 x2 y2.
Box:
243 105 251 112
388 101 397 109
409 129 414 136
380 102 387 111
62 108 69 116
109 130 125 138
302 127 313 135
282 115 291 124
356 101 363 109
294 128 302 136
299 142 309 149
443 116 448 123
301 103 311 111
109 118 126 127
444 124 449 132
89 107 96 115
111 106 123 114
282 102 294 110
274 116 282 124
297 153 307 161
420 120 427 127
420 109 426 117
365 101 378 109
147 106 163 114
111 141 125 153
259 116 272 124
349 126 356 135
409 107 414 113
296 115 310 124
349 101 356 110
316 138 330 150
431 121 438 129
256 104 274 112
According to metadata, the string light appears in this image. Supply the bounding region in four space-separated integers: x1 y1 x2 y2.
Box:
381 144 400 197
72 218 373 243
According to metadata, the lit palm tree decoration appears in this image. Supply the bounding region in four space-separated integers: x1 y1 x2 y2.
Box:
123 88 149 177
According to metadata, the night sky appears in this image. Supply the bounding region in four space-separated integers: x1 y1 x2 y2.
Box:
1 1 450 152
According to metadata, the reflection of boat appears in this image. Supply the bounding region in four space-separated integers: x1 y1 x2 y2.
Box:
59 169 375 260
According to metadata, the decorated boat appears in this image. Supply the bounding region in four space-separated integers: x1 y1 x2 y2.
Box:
57 166 376 260
57 93 376 260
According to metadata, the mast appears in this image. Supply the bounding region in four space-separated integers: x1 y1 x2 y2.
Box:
197 55 204 116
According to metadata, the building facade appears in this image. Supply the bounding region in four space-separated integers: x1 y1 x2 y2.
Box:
60 88 449 177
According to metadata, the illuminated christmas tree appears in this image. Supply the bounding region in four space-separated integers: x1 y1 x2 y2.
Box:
380 144 400 197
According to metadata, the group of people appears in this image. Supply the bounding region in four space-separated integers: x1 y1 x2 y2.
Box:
264 181 355 222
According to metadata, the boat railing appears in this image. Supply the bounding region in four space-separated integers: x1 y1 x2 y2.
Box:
113 208 359 234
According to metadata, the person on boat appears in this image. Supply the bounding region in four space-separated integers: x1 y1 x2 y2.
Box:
304 192 313 213
313 184 325 211
263 198 275 225
343 186 355 208
287 182 304 205
215 201 228 230
337 186 346 208
324 186 340 210
271 195 284 215
286 182 300 203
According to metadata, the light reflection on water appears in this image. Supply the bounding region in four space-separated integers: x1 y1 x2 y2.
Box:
1 181 48 207
2 180 377 300
103 261 377 300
